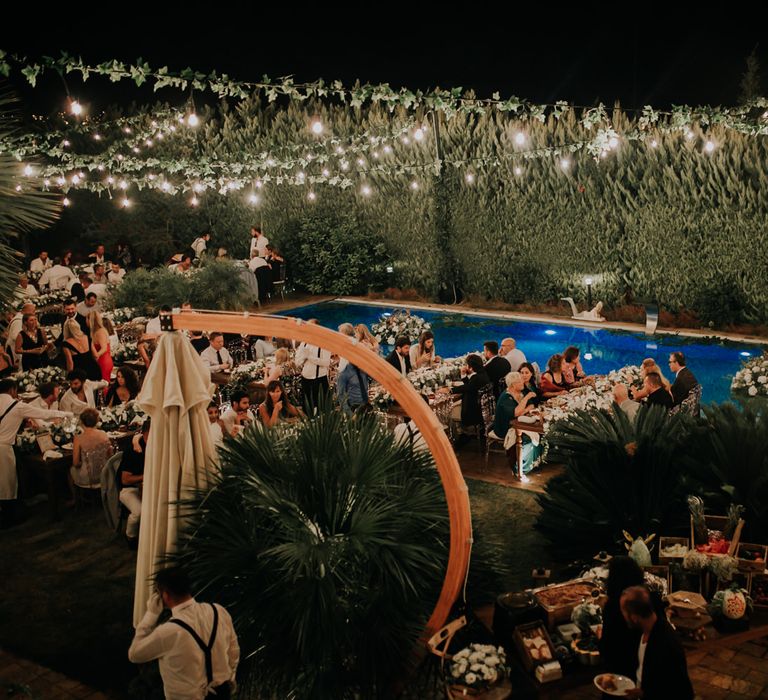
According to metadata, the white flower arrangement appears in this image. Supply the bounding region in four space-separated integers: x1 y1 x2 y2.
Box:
571 599 603 631
15 429 39 453
104 307 139 325
231 359 268 386
51 417 80 445
99 400 146 431
731 355 768 398
12 366 67 393
595 364 643 393
371 310 431 347
24 289 72 309
113 342 139 364
448 643 506 690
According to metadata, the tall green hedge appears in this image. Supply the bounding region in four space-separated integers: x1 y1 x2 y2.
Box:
39 97 768 324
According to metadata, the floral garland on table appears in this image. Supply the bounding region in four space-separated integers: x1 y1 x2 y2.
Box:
23 289 71 309
112 342 139 364
12 366 67 393
598 364 643 392
731 354 768 397
99 400 147 431
230 359 268 388
15 430 39 454
371 310 430 347
447 643 506 690
103 307 139 325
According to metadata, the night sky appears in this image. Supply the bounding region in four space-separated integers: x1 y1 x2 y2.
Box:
2 15 767 115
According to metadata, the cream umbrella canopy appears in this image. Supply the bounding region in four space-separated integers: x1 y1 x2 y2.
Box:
133 331 218 626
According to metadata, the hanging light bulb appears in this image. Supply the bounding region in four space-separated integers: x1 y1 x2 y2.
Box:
372 151 380 159
119 180 128 190
117 154 124 161
93 134 102 141
361 184 372 196
97 165 105 172
190 196 199 207
57 176 66 186
121 197 131 208
608 136 620 149
321 168 330 177
465 172 475 184
402 136 410 145
515 132 526 146
685 130 694 140
514 166 523 176
311 119 323 135
383 145 392 154
248 193 260 205
71 174 81 185
23 164 34 177
124 127 132 134
560 159 571 170
255 180 263 189
145 139 153 147
187 113 199 127
335 146 344 155
43 179 50 187
161 181 170 191
62 140 71 147
15 184 22 192
266 158 276 167
414 128 425 141
70 100 83 116
650 139 658 148
307 191 316 201
63 197 71 207
704 140 716 153
132 147 140 154
410 181 419 190
356 158 365 167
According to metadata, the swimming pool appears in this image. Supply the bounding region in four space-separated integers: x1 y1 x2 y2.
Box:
286 300 764 405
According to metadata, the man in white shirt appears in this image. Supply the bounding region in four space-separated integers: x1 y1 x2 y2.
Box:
613 383 641 423
191 232 210 259
0 378 73 527
295 334 332 410
249 226 269 258
250 336 276 359
29 251 52 274
91 263 109 285
15 275 39 300
219 390 253 436
108 262 126 285
172 255 193 274
59 370 108 416
500 338 527 371
129 567 239 700
200 333 233 373
39 260 76 291
88 244 108 265
27 383 61 429
77 292 101 318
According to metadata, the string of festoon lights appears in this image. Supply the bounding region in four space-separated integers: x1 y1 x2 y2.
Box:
3 50 768 133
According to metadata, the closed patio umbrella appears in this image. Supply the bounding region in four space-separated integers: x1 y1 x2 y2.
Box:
133 330 218 625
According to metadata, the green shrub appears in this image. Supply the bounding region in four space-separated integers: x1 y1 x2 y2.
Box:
188 260 251 310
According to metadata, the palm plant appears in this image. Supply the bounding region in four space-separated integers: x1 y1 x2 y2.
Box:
536 405 700 560
173 407 450 699
0 92 60 309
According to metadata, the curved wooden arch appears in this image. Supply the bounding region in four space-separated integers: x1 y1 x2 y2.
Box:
167 309 472 639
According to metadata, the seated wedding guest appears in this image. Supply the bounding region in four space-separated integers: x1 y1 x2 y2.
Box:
15 275 38 300
62 319 102 380
539 354 569 398
258 380 302 427
613 383 641 423
386 336 412 376
394 416 429 453
0 345 13 378
117 419 150 548
108 261 126 285
59 298 89 342
669 352 699 406
190 231 210 258
336 362 370 414
439 354 491 445
336 323 356 372
0 378 72 528
172 254 193 274
91 263 109 285
115 242 133 270
410 330 441 369
29 250 52 274
39 257 76 291
88 244 108 265
215 247 228 260
70 273 92 302
490 371 538 442
562 345 587 386
62 250 73 266
251 335 276 359
264 244 284 264
220 390 253 436
67 408 112 506
105 366 140 407
631 358 672 400
77 291 100 319
500 337 526 371
144 305 171 337
26 382 61 430
188 329 209 354
620 586 694 699
483 341 511 398
644 372 674 410
201 333 233 374
599 556 646 683
518 362 542 407
265 348 295 384
59 369 108 416
355 324 379 354
207 403 226 447
15 313 52 371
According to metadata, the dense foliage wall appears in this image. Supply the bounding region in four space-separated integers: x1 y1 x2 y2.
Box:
33 98 768 323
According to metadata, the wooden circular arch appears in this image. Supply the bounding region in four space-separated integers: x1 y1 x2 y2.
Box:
168 309 472 639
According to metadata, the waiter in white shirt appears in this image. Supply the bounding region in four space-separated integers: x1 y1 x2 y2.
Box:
295 328 331 410
500 337 527 371
249 226 269 258
200 333 233 374
0 378 73 527
108 262 126 285
29 251 52 274
191 232 210 259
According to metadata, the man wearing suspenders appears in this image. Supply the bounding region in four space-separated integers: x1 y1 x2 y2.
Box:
129 568 239 699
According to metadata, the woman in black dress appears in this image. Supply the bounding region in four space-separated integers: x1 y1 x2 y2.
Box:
14 313 52 371
62 318 102 381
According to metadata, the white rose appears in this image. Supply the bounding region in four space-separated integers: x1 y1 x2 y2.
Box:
451 666 462 678
486 668 498 683
486 655 499 667
748 386 759 396
470 663 483 672
758 376 768 384
464 673 477 685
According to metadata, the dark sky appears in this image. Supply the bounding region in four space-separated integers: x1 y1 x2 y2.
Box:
2 14 767 115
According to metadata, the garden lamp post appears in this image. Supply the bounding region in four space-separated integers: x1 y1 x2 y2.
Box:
584 276 593 309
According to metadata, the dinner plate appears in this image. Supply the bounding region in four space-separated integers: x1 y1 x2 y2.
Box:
517 415 539 424
593 673 636 696
60 443 73 451
19 391 39 400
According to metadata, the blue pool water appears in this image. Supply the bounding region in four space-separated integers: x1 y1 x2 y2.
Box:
285 301 764 405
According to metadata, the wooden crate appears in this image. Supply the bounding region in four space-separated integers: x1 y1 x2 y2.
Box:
736 543 768 573
690 514 744 557
658 536 690 564
513 621 556 672
530 578 603 629
750 573 768 608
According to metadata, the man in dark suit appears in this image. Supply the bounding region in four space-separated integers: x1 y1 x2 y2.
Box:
620 586 693 699
385 336 412 376
56 298 89 348
668 352 699 406
441 354 491 446
483 341 511 398
644 373 673 410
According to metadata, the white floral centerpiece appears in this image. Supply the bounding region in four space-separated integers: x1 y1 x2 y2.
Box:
104 307 139 325
113 342 139 364
25 289 72 309
15 429 39 453
99 400 146 431
595 364 643 393
51 417 80 446
13 366 67 393
230 359 268 387
447 643 506 691
408 354 468 395
731 354 768 397
371 309 431 347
